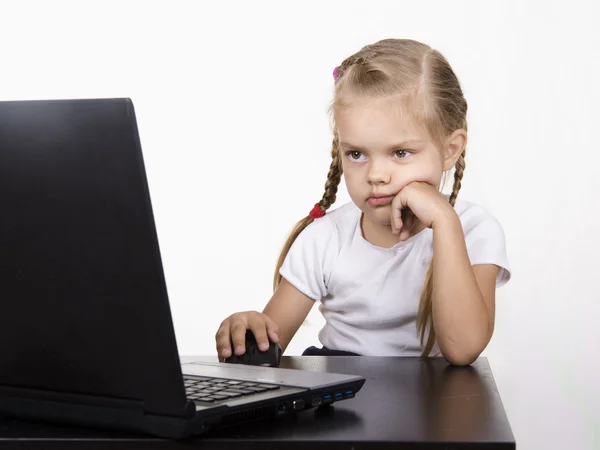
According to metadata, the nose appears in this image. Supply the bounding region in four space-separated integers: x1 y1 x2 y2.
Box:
367 159 391 185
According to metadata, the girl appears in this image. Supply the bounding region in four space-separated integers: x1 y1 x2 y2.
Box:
215 38 511 366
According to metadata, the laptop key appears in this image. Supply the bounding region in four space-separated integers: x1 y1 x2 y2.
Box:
220 391 242 398
245 386 268 393
211 395 228 401
226 388 255 395
192 390 210 395
186 376 214 382
257 384 280 390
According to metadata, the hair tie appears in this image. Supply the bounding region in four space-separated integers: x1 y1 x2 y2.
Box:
309 203 325 219
333 66 340 81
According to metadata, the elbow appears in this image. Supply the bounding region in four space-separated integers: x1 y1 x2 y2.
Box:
443 351 479 366
439 332 490 367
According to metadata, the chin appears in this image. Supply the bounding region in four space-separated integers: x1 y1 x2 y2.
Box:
362 204 392 226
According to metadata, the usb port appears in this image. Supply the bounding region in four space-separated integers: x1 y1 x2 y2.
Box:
344 390 355 398
322 394 333 404
311 397 322 407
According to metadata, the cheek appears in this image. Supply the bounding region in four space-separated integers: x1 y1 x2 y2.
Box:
393 158 443 188
342 171 360 194
341 172 367 204
341 162 360 184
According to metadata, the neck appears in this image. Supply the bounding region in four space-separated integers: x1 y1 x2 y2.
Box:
361 213 426 248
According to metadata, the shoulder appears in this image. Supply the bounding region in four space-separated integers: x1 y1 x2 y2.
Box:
279 202 359 301
452 197 511 285
300 201 360 242
287 201 360 270
325 201 362 233
453 197 504 236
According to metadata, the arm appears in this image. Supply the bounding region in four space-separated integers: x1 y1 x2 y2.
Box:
262 278 316 353
215 278 315 359
217 215 334 358
431 211 498 366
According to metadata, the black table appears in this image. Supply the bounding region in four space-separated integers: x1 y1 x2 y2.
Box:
0 355 515 449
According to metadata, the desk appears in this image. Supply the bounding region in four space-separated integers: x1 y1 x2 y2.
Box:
0 355 515 449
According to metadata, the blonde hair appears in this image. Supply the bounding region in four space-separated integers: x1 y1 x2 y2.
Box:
273 38 468 358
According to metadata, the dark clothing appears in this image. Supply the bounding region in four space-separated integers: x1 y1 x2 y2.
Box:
302 346 360 356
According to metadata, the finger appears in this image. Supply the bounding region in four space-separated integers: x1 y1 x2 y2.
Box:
262 315 281 344
394 205 403 233
215 322 232 359
400 209 413 241
230 320 249 355
248 315 270 352
389 203 398 234
391 210 403 234
390 194 405 233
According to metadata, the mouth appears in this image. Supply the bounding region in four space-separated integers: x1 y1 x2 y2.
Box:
367 195 394 206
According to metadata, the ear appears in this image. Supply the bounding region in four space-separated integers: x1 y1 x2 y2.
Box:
442 129 467 171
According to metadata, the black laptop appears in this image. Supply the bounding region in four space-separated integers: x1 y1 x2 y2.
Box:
0 98 365 439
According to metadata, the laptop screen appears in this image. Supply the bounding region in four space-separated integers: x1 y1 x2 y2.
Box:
0 99 188 416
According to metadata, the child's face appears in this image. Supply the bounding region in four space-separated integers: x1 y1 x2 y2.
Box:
335 95 449 228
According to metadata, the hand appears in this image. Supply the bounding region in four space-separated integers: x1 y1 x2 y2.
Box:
390 182 455 240
215 311 280 361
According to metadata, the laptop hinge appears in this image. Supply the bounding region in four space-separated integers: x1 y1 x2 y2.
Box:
182 399 196 418
0 385 144 412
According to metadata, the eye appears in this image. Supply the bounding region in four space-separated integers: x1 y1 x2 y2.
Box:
346 151 366 161
393 150 411 159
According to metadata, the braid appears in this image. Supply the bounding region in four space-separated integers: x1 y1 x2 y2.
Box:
318 140 343 211
417 264 435 356
272 140 343 291
418 149 467 358
448 150 466 206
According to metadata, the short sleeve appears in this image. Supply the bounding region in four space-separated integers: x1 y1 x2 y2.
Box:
460 204 511 287
278 216 339 301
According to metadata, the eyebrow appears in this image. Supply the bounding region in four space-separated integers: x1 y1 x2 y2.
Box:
338 140 423 151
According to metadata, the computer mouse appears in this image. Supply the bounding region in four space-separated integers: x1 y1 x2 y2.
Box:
223 329 282 367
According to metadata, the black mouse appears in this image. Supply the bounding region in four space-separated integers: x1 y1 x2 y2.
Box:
223 329 282 367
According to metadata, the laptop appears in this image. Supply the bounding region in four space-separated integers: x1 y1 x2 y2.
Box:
0 98 365 439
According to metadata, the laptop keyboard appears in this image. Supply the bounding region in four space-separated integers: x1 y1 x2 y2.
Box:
184 376 280 403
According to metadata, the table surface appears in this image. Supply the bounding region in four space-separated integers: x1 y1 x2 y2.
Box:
0 355 515 449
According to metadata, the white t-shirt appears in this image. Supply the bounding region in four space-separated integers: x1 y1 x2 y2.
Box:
279 199 511 356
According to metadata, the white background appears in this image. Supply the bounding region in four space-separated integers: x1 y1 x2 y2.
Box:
1 0 598 448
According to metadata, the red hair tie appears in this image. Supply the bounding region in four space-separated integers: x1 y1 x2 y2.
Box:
309 203 325 219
